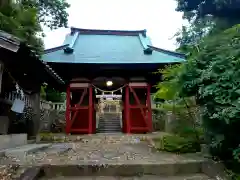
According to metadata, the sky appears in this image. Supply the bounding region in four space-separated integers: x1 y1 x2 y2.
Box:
43 0 186 51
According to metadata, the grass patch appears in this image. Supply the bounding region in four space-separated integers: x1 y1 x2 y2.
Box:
153 134 201 154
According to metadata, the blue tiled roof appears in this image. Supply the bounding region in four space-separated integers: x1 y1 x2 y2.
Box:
42 27 185 64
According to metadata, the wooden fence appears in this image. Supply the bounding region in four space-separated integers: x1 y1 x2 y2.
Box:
4 91 66 111
4 91 161 111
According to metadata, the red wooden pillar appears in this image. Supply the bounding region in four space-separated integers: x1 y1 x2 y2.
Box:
147 83 153 132
125 85 130 133
65 85 71 134
88 84 93 134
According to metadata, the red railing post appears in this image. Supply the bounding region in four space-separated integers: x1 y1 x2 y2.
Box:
147 83 153 132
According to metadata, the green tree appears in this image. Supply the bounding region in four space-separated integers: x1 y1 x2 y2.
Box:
172 0 240 172
175 0 240 24
179 25 240 169
0 0 70 52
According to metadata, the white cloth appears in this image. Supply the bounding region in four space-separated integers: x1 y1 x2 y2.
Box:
11 99 25 113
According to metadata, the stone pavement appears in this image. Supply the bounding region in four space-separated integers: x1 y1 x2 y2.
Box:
0 133 213 179
0 137 204 167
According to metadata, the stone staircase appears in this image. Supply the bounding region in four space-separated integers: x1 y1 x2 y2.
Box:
98 104 122 133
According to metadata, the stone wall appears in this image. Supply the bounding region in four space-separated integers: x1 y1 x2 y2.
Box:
17 107 65 134
0 134 27 150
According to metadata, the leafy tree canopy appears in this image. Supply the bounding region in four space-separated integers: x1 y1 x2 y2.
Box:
179 24 240 164
174 0 240 47
0 0 70 52
176 0 240 23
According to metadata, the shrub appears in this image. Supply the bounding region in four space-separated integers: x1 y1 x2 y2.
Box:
157 134 201 153
177 126 205 144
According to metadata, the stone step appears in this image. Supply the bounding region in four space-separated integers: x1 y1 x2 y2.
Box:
98 123 121 126
34 161 207 177
39 174 214 180
98 130 122 133
98 125 120 128
98 127 121 129
3 143 51 161
98 126 121 130
98 127 122 130
100 119 120 121
100 118 121 120
99 120 120 122
99 121 120 123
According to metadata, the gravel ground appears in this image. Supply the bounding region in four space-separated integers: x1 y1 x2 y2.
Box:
0 165 27 180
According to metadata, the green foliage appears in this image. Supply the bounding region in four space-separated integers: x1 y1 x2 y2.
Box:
178 25 240 166
46 88 65 102
175 0 240 24
157 135 201 153
233 147 240 163
154 64 184 101
0 0 69 52
177 126 205 144
40 85 47 99
226 169 240 180
175 0 240 173
36 0 70 30
0 2 43 51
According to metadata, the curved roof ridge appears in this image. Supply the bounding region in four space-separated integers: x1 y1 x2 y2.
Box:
44 44 69 54
148 45 186 59
70 27 147 36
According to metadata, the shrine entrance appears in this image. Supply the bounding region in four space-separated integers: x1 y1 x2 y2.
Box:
65 80 152 134
96 93 122 133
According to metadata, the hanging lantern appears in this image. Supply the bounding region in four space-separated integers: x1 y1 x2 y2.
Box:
106 80 113 87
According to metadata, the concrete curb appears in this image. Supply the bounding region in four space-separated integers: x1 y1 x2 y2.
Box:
40 161 205 178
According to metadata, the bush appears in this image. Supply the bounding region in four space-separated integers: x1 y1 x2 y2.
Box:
177 126 205 144
156 134 201 153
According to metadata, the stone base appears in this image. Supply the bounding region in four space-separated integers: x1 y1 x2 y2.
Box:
0 134 27 150
0 116 9 134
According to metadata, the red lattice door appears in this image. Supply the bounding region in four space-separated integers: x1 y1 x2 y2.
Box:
65 83 93 134
124 82 152 133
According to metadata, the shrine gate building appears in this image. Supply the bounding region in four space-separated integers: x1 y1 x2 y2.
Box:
42 27 185 134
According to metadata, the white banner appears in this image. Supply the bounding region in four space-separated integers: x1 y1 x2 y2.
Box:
11 99 25 113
